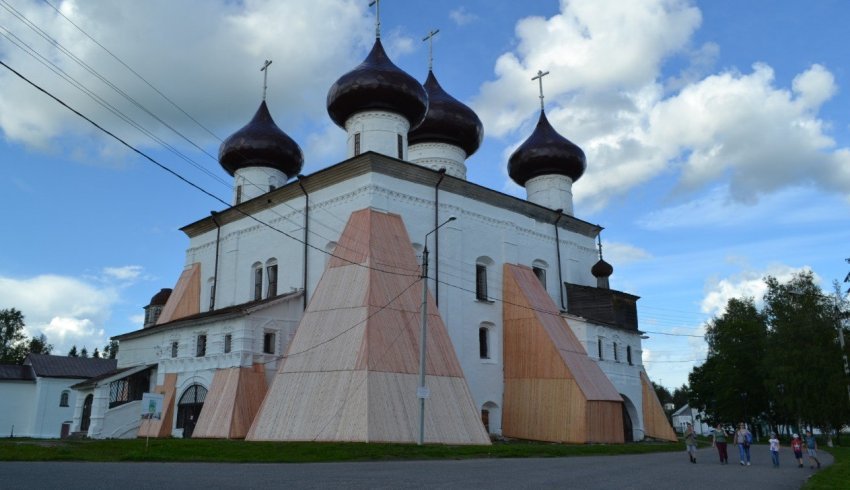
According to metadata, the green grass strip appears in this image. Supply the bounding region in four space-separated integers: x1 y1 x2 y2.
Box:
804 445 849 490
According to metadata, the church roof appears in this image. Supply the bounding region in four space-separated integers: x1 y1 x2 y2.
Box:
508 110 586 186
218 100 304 179
591 258 614 278
24 354 117 379
326 38 428 128
0 364 35 381
147 288 172 307
408 70 483 156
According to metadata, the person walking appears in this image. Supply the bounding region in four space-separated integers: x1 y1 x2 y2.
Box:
735 422 752 466
685 422 698 463
769 432 780 468
804 430 821 469
791 433 804 468
711 424 729 464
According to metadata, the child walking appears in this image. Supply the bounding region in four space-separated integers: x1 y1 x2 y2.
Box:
769 432 780 468
791 433 804 468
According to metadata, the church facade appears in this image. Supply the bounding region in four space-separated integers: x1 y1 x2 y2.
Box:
72 21 675 444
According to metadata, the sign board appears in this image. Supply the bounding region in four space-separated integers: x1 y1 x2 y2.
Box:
141 393 164 420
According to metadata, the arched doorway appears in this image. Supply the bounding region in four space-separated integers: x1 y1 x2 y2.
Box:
620 394 640 442
80 394 93 432
481 401 501 436
176 384 207 438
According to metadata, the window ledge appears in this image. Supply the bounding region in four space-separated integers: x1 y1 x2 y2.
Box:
475 299 495 305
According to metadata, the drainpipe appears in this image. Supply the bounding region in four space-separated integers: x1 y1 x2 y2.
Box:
554 208 565 311
297 175 309 311
433 168 447 307
210 211 221 311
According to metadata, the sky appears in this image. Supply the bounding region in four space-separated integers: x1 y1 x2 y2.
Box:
1 0 848 390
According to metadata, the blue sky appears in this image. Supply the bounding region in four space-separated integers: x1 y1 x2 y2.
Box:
1 0 848 390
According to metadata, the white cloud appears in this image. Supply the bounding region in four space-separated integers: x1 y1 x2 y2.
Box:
0 0 372 153
700 264 816 316
473 0 850 212
449 7 478 26
602 241 652 265
102 265 143 281
0 274 118 354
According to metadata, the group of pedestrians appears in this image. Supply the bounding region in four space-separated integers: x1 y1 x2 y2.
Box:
685 422 822 469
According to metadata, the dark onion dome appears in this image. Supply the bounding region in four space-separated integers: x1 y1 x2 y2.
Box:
408 70 483 156
591 258 614 279
507 110 586 186
148 288 172 307
327 38 428 129
219 100 304 178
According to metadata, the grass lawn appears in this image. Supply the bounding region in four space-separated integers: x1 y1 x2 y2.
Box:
804 445 849 490
0 437 682 463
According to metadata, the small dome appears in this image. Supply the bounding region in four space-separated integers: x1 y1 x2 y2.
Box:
148 288 172 307
591 259 614 278
408 71 483 156
327 38 428 128
508 110 586 186
219 101 304 179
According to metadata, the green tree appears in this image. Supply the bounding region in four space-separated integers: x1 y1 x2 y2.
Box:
92 347 100 359
80 346 89 358
68 345 78 357
103 339 119 359
26 334 53 356
763 271 850 437
689 297 768 430
0 308 27 363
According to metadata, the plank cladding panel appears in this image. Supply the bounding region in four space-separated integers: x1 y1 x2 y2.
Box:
156 263 201 325
640 370 677 441
138 373 176 438
503 263 623 443
247 209 486 444
192 366 267 439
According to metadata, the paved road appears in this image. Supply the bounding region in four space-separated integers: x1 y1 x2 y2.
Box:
0 445 831 489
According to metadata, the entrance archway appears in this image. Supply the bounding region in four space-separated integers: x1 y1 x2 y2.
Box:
80 394 93 432
620 394 640 442
176 384 207 438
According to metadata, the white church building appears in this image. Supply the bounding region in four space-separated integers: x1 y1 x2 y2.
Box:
72 16 674 445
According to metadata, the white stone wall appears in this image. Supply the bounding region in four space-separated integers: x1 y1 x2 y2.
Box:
0 381 36 437
344 111 410 159
408 142 467 179
233 167 288 205
525 174 575 215
30 377 82 438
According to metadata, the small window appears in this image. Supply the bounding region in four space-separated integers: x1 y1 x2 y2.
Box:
479 327 490 359
627 345 633 365
475 264 488 301
263 332 275 354
354 133 361 155
269 185 276 192
397 134 403 159
208 280 216 311
613 342 619 362
253 266 263 301
196 335 207 357
236 185 242 204
59 390 69 407
597 338 603 360
533 266 546 288
224 334 232 354
266 264 278 298
171 341 178 358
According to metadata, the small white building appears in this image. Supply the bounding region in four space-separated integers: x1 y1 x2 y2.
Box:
0 354 116 438
672 404 712 436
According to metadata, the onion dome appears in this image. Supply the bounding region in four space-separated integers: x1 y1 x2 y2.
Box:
219 101 304 179
148 288 172 307
591 258 613 279
327 39 428 129
408 70 483 156
507 110 586 186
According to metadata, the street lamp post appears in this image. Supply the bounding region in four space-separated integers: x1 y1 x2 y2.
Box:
418 216 456 446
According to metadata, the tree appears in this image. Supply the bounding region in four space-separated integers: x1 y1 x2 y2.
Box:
689 297 768 430
103 339 119 359
68 345 78 357
92 347 100 359
27 334 53 356
80 347 89 358
0 308 26 363
763 271 850 437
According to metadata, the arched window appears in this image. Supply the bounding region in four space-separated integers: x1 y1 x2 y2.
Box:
265 258 278 298
613 342 619 362
597 337 604 360
207 277 215 311
59 390 69 407
251 262 263 300
479 327 490 359
176 384 208 436
532 259 548 289
354 133 361 155
627 345 633 365
475 257 494 301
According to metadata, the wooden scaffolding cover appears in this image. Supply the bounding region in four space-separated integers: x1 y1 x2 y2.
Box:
640 370 678 441
246 209 489 444
192 365 267 439
156 263 200 325
138 373 176 438
502 264 624 443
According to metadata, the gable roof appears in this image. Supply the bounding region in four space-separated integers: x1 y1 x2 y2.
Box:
24 354 117 379
0 364 35 381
